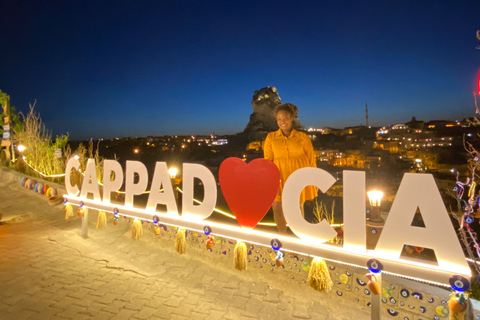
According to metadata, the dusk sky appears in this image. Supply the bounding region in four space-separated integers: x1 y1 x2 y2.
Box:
1 1 479 140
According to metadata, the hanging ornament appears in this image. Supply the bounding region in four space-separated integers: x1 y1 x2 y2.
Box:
307 257 332 293
63 204 74 220
365 273 381 295
203 225 212 236
131 218 143 239
152 215 161 235
274 250 284 267
448 292 471 320
96 211 107 229
77 207 84 217
367 258 384 273
234 241 247 270
206 235 215 249
113 215 120 225
175 228 186 254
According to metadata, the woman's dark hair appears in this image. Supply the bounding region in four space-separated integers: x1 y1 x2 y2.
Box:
274 103 298 118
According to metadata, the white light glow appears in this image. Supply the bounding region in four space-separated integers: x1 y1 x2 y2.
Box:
168 167 178 179
367 191 383 207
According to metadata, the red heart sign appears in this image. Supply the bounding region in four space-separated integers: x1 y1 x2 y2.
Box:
219 157 280 229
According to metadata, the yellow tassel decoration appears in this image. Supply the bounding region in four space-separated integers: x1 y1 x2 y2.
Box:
175 228 186 254
96 211 107 229
307 257 332 293
234 241 247 271
63 204 74 220
448 292 472 320
131 218 143 240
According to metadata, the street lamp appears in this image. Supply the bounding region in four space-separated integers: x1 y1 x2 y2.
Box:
367 190 383 223
168 168 178 179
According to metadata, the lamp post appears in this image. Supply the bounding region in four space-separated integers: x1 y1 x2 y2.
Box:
366 190 384 250
367 190 383 223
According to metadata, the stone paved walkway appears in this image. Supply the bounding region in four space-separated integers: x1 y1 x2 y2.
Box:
0 176 371 320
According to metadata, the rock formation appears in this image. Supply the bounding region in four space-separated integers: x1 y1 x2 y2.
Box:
242 86 304 142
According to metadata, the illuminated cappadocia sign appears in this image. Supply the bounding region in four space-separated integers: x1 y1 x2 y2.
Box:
63 157 471 286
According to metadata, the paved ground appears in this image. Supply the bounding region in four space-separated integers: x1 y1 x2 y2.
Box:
0 177 371 320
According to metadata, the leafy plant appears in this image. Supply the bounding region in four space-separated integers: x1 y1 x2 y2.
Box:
14 102 68 182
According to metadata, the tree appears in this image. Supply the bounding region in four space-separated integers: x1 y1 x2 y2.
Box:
0 90 23 165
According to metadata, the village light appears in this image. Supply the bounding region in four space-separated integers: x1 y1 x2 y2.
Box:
17 145 26 152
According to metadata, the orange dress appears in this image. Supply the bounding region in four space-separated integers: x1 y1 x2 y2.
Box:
264 128 318 202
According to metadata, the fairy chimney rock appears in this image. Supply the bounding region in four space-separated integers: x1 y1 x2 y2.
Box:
243 87 304 141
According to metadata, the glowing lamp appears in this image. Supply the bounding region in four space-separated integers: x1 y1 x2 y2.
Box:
18 145 26 152
367 191 383 207
168 168 178 179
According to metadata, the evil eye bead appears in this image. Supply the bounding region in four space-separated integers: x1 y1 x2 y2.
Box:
203 225 212 235
356 278 367 286
152 215 160 224
271 238 282 251
449 275 470 292
63 198 68 204
412 292 423 300
464 215 474 225
113 207 119 215
79 201 84 208
400 289 409 298
387 309 399 316
367 259 383 273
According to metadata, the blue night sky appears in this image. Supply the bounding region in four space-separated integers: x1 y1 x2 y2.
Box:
1 1 479 140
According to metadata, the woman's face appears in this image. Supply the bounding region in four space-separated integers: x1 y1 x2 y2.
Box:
276 110 293 132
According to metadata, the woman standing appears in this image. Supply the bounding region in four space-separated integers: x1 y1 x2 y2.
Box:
264 103 317 233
